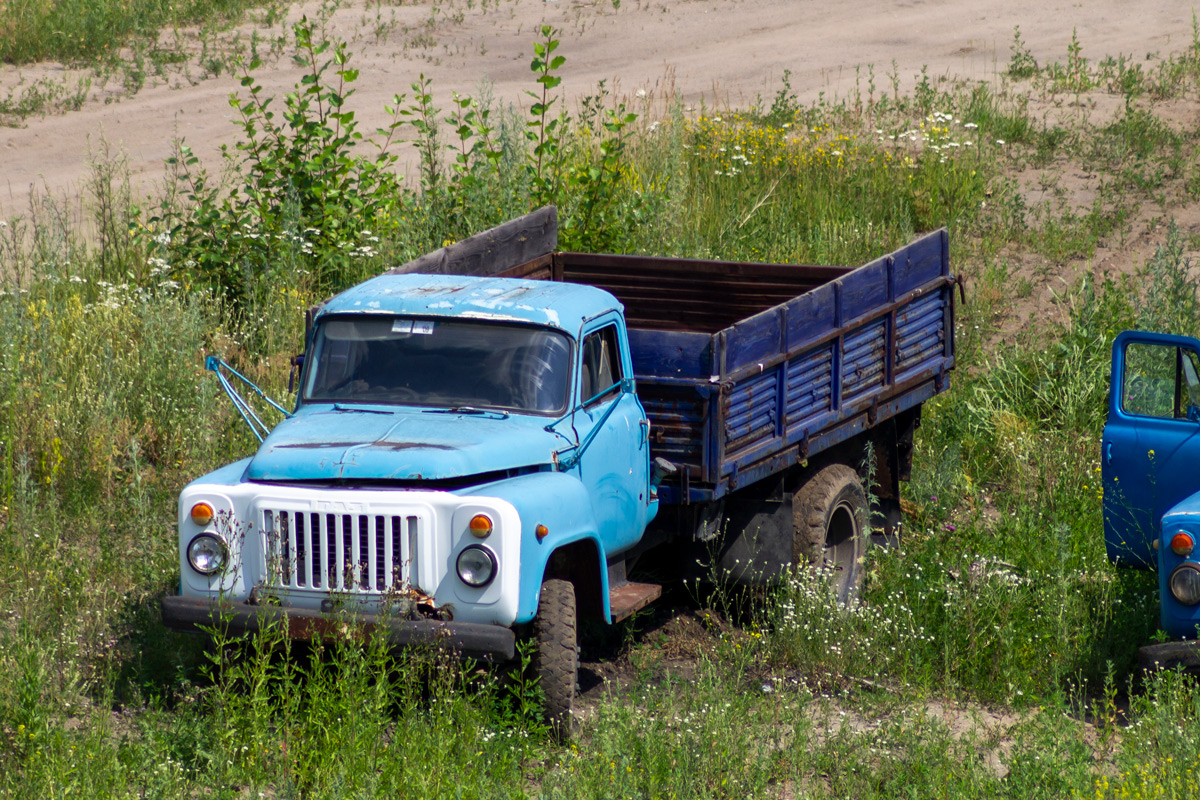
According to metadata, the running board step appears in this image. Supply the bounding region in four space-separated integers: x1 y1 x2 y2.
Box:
609 582 662 623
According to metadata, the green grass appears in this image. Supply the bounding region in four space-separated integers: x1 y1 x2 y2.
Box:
4 19 1200 800
0 0 282 66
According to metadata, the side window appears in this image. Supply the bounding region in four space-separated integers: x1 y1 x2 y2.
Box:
1184 349 1200 419
580 325 622 405
1123 342 1200 420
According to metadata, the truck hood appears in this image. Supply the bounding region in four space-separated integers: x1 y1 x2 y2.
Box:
246 406 568 482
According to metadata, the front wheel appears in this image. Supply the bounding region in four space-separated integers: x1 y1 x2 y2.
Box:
793 464 867 604
532 578 577 736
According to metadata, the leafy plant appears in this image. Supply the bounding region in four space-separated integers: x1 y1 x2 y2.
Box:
525 25 567 209
1007 26 1038 79
149 18 409 304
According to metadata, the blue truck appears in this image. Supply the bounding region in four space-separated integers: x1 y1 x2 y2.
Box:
1103 330 1200 671
162 207 958 726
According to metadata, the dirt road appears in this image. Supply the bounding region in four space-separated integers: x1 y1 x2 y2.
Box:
0 0 1194 221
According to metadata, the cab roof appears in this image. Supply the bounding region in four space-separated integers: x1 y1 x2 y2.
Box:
317 272 622 336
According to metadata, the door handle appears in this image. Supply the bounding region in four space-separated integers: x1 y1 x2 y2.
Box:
639 418 650 445
1105 442 1112 464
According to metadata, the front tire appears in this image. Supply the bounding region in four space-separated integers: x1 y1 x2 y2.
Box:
793 464 867 604
533 578 577 736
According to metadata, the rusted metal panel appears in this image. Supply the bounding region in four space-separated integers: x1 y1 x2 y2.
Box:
842 319 888 400
637 381 707 472
160 596 517 661
785 345 835 423
704 230 952 488
896 292 948 376
608 582 662 623
723 367 779 456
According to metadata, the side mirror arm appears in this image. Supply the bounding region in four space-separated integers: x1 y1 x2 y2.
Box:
206 356 292 443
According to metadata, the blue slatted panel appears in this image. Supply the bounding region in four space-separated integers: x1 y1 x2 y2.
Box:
895 292 946 375
641 385 706 470
785 344 834 423
842 320 887 399
724 369 778 453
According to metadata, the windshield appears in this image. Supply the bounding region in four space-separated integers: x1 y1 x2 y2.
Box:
303 316 573 415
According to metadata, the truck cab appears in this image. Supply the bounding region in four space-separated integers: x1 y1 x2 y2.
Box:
1103 330 1200 665
164 273 661 729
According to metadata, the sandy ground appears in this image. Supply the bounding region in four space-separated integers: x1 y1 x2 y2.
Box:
0 0 1196 223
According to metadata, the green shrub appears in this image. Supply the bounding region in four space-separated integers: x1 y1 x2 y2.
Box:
150 19 409 305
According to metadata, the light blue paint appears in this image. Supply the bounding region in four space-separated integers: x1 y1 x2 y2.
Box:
464 470 611 623
246 405 568 482
186 457 254 489
195 271 659 633
319 273 622 336
570 313 655 556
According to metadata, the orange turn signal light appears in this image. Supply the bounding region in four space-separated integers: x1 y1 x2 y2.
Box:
1171 531 1195 556
469 514 493 538
190 502 215 526
535 524 549 540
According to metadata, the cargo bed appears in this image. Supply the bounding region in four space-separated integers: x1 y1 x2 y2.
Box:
388 207 956 504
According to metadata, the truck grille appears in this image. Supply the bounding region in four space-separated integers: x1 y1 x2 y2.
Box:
262 508 421 593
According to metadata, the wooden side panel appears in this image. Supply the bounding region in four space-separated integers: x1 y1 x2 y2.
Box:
842 319 888 400
559 252 850 333
640 383 709 473
724 368 780 455
712 229 954 488
893 229 947 295
785 345 835 424
386 206 557 278
838 256 889 323
627 329 712 380
723 311 782 373
629 329 714 477
895 291 947 377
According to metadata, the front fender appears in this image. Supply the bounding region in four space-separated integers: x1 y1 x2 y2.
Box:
1159 494 1200 638
470 471 610 623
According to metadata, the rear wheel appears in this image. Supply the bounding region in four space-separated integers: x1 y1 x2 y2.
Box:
532 578 577 736
793 464 867 604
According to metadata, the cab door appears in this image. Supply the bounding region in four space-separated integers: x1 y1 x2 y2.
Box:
1102 330 1200 566
571 316 651 555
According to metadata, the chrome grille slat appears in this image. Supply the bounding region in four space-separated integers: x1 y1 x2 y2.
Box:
262 506 422 593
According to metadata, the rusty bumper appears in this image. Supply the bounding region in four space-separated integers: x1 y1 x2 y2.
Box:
161 595 516 662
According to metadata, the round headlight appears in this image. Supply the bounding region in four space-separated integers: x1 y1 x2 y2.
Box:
456 545 497 588
1168 563 1200 606
187 533 227 575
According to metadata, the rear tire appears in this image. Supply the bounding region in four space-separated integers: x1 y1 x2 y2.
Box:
793 464 867 604
533 578 577 737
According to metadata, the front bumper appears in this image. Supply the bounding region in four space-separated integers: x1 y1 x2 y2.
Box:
1138 639 1200 674
162 595 516 662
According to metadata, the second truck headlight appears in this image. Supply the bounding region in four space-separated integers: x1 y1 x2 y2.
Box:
1169 563 1200 606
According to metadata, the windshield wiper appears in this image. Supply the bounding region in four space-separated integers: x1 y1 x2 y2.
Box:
423 406 510 419
331 404 394 415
